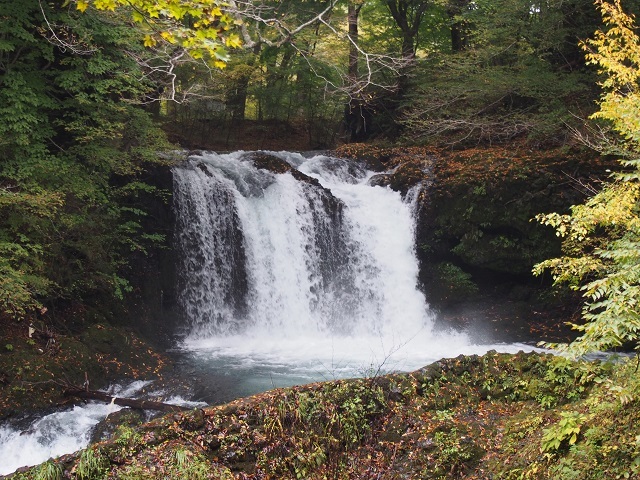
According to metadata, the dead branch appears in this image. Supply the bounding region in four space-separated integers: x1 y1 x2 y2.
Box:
38 0 97 55
64 387 191 413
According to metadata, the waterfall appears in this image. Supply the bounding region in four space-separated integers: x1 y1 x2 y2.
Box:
172 151 537 383
0 151 537 476
172 151 475 373
174 152 429 334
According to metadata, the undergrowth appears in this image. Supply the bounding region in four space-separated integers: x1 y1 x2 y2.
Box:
11 351 640 479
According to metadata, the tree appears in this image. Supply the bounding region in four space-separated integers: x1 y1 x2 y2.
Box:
0 1 170 317
384 0 430 60
71 0 240 65
76 0 431 142
400 0 599 146
344 0 368 141
533 0 640 356
446 0 471 52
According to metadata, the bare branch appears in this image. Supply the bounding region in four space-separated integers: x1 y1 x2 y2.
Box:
38 0 97 55
227 0 340 49
225 0 411 101
125 46 212 104
50 0 412 105
565 112 628 156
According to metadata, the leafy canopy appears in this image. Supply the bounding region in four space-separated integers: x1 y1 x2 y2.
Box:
401 0 598 146
534 0 640 356
69 0 241 67
587 0 640 151
0 1 170 317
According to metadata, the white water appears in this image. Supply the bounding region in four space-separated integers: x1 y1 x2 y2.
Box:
173 151 535 380
0 380 205 475
0 381 140 474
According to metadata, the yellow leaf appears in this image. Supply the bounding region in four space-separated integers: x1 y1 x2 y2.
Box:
143 35 156 48
225 34 242 49
94 0 116 11
160 31 175 43
214 60 227 69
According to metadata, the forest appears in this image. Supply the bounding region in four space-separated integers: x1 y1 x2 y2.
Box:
1 0 640 478
2 0 638 353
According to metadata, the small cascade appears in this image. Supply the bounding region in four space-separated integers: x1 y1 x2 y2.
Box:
173 162 251 333
0 382 204 476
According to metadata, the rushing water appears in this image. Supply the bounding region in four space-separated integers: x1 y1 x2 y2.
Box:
172 151 535 402
0 381 204 475
0 150 537 474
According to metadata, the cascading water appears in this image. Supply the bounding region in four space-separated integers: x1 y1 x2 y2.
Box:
0 382 204 475
173 151 530 394
174 152 429 341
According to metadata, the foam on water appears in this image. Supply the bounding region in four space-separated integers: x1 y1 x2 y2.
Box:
0 381 150 475
174 151 537 379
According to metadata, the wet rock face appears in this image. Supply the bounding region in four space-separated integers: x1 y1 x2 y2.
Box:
244 152 350 323
414 147 619 307
368 173 392 188
247 152 324 188
334 144 435 196
334 143 618 309
243 151 347 243
387 160 433 196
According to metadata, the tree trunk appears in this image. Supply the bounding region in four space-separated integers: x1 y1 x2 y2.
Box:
229 76 250 123
348 2 361 83
65 388 191 413
382 0 429 138
447 0 470 52
346 1 366 142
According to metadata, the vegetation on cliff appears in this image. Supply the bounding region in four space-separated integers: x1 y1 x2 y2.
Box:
0 1 173 320
334 143 614 318
533 0 640 357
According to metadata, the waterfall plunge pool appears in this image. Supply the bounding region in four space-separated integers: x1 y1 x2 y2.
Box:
170 151 542 404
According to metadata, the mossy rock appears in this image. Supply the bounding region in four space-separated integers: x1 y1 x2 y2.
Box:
21 351 640 480
90 408 146 443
